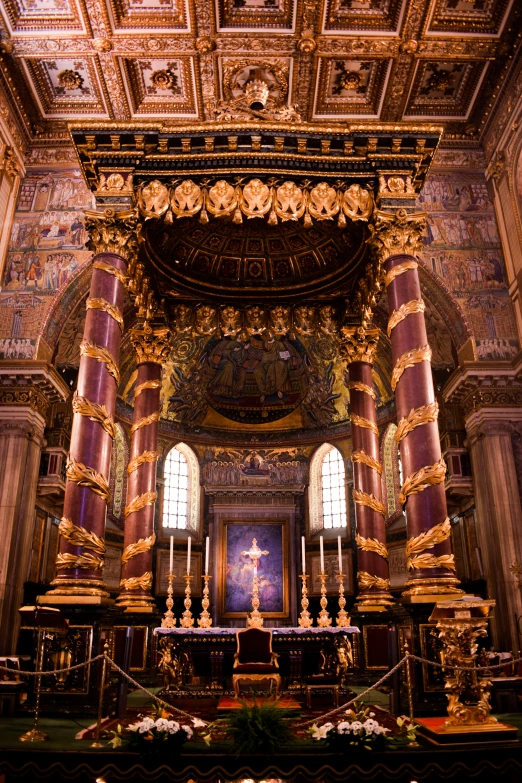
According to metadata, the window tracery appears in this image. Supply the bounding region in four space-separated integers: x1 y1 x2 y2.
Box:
162 442 200 533
309 443 347 534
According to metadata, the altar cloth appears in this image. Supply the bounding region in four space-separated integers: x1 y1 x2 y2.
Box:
154 626 360 635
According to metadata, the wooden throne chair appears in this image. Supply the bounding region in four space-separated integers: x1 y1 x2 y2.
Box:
232 627 281 699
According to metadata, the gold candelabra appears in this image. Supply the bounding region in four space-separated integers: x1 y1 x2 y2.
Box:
198 574 212 628
180 574 194 628
298 573 313 627
161 572 177 628
336 573 351 628
317 572 332 627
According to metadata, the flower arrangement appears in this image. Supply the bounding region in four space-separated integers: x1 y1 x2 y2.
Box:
309 703 418 752
109 708 209 753
221 696 294 755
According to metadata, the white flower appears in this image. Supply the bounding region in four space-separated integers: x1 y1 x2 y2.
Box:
369 712 375 718
127 722 141 732
155 718 170 732
182 724 194 739
311 722 333 740
138 717 155 734
350 721 363 733
167 721 180 734
337 721 351 734
362 719 380 733
192 718 207 729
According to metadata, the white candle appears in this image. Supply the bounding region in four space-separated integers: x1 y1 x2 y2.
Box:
169 535 174 575
338 535 342 574
205 536 210 575
320 535 324 574
301 536 306 575
187 536 191 574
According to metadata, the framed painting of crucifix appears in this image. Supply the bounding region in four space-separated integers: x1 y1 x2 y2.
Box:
218 520 290 621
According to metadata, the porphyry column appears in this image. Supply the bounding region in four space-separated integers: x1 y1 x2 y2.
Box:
46 209 138 602
371 209 462 601
340 326 393 609
116 320 170 613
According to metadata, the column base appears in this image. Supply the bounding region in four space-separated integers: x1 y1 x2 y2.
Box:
402 577 464 604
355 597 395 612
115 594 156 613
45 578 111 600
39 594 114 606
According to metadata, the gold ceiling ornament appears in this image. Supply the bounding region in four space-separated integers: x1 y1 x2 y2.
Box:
58 517 106 556
127 449 160 475
406 517 451 560
79 340 120 385
396 401 439 444
124 490 157 518
171 180 204 218
92 38 112 52
120 572 153 591
357 571 390 591
339 325 380 365
130 320 171 365
352 450 382 475
391 345 432 391
137 181 170 219
384 259 418 288
399 458 447 507
93 259 128 286
57 69 83 91
368 209 426 265
86 297 124 332
84 208 140 264
207 181 239 219
72 392 117 440
66 457 110 502
130 411 160 435
298 35 316 53
56 551 104 571
196 35 215 54
134 378 162 399
353 488 386 516
346 380 376 400
274 181 306 222
122 533 156 564
151 69 177 91
356 534 388 560
387 299 425 337
407 553 456 572
351 413 379 437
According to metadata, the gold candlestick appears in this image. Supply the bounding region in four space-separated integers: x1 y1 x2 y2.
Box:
161 572 176 628
180 574 194 628
198 574 212 628
317 572 332 627
248 567 264 628
298 573 313 627
336 573 351 628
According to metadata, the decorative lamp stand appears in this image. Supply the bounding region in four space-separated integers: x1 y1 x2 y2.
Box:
242 538 269 629
180 574 194 628
336 573 351 628
317 572 332 627
161 573 176 628
198 574 212 628
19 630 48 743
298 573 313 628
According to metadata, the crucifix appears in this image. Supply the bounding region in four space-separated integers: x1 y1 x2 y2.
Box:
242 538 269 628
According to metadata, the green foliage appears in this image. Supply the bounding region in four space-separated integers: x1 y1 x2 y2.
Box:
223 696 294 755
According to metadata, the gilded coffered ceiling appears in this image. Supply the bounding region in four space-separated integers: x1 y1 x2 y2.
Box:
0 0 520 145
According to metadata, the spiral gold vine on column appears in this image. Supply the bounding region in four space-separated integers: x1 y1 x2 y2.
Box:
58 517 105 555
134 379 162 399
127 449 160 475
391 345 432 391
347 380 376 400
56 551 104 571
352 450 382 475
124 490 157 518
396 401 439 444
72 393 116 440
130 411 160 435
356 534 388 559
399 458 446 506
80 341 120 385
86 297 124 331
357 571 390 590
351 413 379 436
93 259 128 286
387 299 425 337
406 517 451 559
120 572 153 591
353 488 386 516
385 259 418 288
66 457 110 501
407 553 456 572
121 533 156 564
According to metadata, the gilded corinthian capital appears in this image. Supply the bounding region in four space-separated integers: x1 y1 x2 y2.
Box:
84 208 140 263
339 325 379 364
368 208 426 264
131 320 171 365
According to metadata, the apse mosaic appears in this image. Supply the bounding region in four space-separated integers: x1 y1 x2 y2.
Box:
417 170 519 359
0 168 94 359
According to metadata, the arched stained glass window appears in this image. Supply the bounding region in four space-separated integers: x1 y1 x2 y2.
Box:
321 447 347 529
